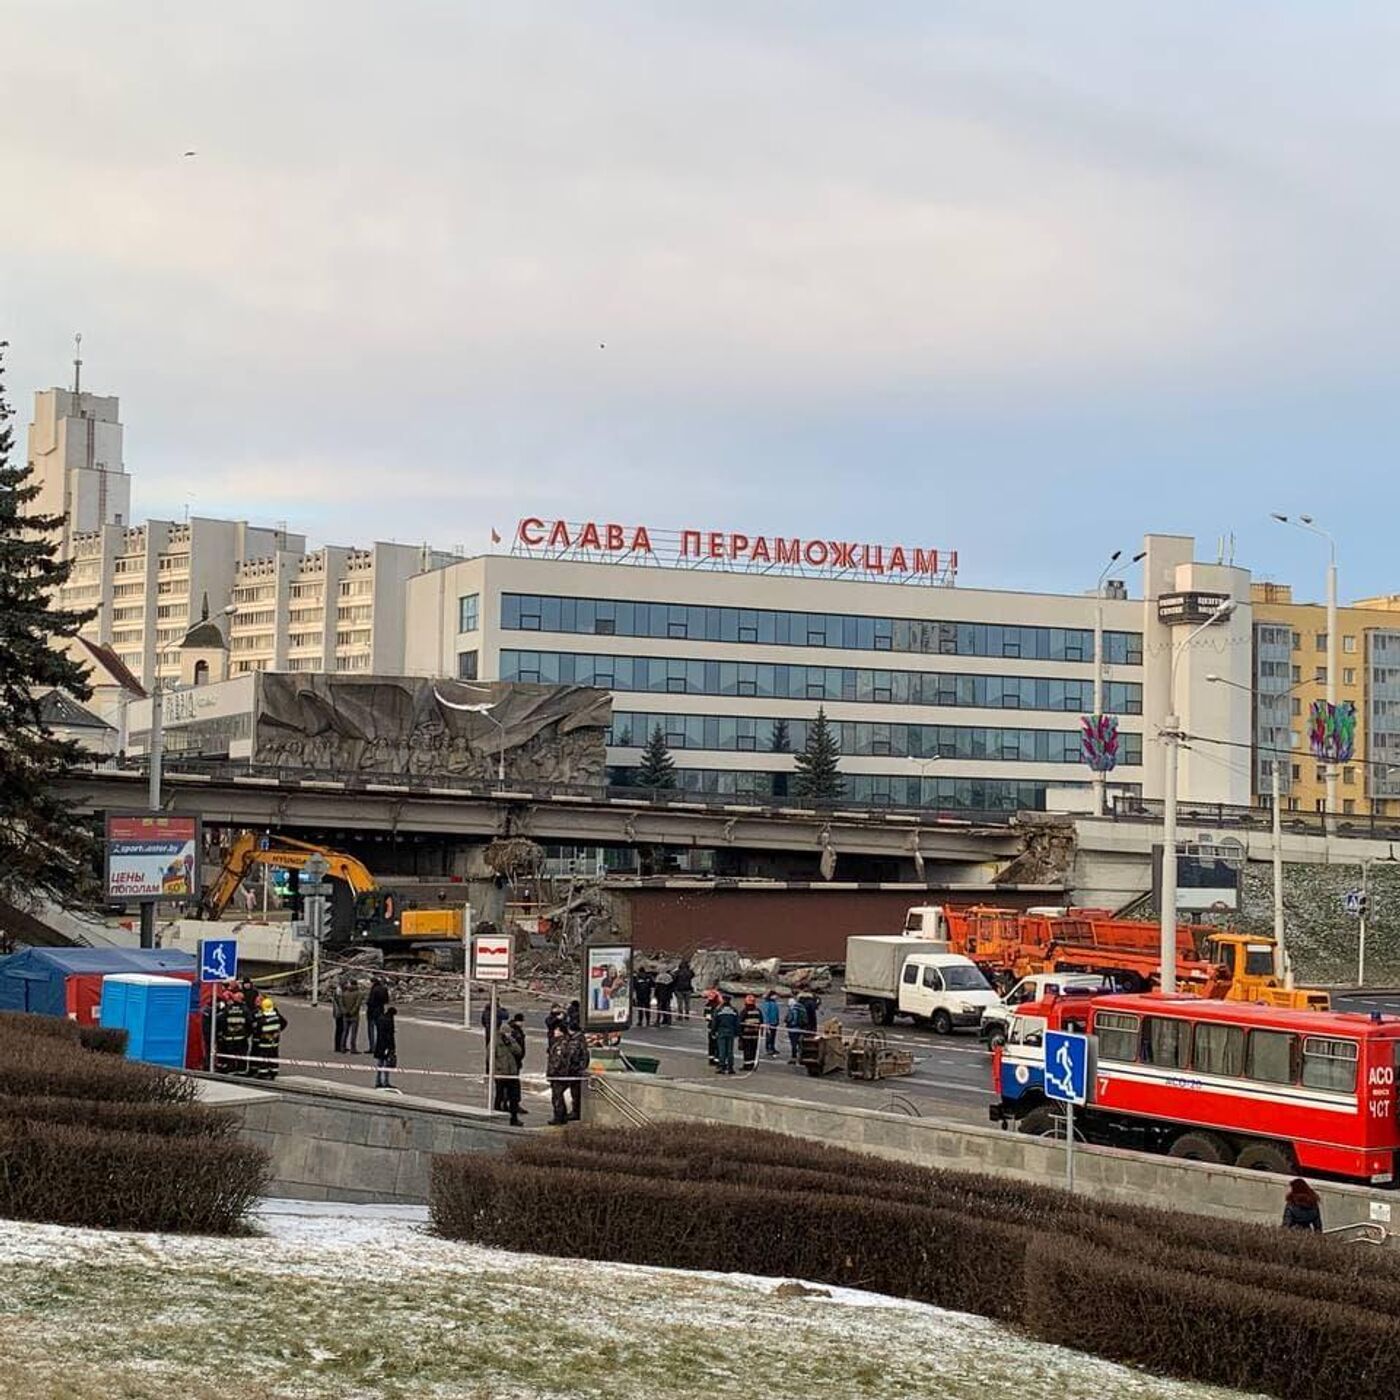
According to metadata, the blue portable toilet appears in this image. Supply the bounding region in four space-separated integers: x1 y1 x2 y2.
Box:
99 974 193 1068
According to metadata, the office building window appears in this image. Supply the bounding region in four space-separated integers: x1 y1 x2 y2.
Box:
1344 668 1357 686
457 650 479 681
1344 635 1357 654
458 594 480 634
1315 667 1327 683
1315 632 1328 651
499 594 1142 664
500 650 1144 715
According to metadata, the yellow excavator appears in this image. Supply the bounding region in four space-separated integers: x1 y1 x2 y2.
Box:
199 832 465 964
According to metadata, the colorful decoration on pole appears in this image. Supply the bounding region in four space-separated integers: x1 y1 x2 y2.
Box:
1080 714 1120 773
1308 700 1356 764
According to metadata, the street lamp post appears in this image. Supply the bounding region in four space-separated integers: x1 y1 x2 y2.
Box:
1273 514 1339 827
1160 599 1236 994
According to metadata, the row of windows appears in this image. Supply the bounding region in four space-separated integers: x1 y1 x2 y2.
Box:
607 711 1144 765
1096 1012 1361 1093
605 766 1078 810
498 594 1143 664
501 650 1144 713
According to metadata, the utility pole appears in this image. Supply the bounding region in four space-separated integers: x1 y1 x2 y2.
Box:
1272 758 1290 986
139 681 165 949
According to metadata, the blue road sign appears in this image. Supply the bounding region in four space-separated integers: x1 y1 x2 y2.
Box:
1044 1029 1092 1106
1344 890 1367 918
197 937 238 984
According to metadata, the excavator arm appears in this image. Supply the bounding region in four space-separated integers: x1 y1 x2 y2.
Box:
199 832 378 919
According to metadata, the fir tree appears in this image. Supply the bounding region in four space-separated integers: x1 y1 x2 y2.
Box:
0 343 99 908
792 706 843 803
769 718 791 753
634 724 677 789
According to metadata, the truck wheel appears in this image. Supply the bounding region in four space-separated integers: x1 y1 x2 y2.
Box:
1167 1131 1231 1164
1234 1140 1295 1175
1019 1105 1062 1137
931 1010 954 1036
870 999 896 1026
985 1025 1007 1050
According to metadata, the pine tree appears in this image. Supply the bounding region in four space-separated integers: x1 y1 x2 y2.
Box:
769 718 791 753
634 724 677 789
793 706 843 803
0 343 99 908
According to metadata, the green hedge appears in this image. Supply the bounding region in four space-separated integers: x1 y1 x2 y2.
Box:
0 1094 240 1140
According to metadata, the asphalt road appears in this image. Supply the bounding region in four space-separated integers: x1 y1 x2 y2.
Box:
256 990 996 1128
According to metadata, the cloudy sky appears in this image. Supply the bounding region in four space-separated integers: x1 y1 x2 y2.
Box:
5 3 1400 598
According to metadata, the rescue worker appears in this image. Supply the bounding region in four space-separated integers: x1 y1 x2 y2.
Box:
759 988 781 1058
250 994 289 1080
712 994 740 1075
216 988 251 1075
494 1018 524 1126
557 1027 590 1121
633 965 655 1027
738 994 763 1071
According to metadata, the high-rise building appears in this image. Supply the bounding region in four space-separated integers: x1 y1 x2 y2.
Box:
27 383 130 554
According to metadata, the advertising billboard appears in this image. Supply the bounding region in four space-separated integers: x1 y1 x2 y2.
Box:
105 813 202 902
582 943 633 1032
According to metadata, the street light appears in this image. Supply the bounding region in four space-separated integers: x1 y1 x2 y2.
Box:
1160 598 1235 994
1272 512 1339 824
432 687 506 785
1091 549 1147 816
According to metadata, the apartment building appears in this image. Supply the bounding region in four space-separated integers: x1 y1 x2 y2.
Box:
1251 583 1400 816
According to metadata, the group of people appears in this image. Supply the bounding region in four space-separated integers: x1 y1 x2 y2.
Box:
631 960 695 1028
330 974 397 1089
480 999 590 1127
211 980 288 1079
704 987 822 1074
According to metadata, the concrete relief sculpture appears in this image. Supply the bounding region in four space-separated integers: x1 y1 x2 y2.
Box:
252 675 610 784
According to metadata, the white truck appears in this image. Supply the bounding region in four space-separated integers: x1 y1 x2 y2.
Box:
977 972 1109 1048
844 934 999 1033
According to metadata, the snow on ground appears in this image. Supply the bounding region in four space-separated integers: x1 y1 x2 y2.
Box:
0 1203 1260 1400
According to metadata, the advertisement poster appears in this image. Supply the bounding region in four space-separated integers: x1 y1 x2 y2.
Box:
582 943 633 1031
105 813 202 902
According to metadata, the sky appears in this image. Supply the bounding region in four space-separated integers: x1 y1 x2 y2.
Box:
5 2 1400 601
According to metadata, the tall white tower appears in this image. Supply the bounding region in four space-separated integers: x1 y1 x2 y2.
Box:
27 336 131 555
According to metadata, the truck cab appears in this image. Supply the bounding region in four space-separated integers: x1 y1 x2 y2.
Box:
978 973 1109 1048
895 952 999 1034
902 905 949 940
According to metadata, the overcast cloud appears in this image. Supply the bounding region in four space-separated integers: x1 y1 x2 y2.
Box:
5 2 1400 595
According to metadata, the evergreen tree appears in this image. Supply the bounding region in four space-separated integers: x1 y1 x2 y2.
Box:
793 706 843 803
0 344 99 908
769 718 791 753
634 724 677 789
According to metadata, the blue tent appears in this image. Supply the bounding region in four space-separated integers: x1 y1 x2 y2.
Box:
0 947 196 1018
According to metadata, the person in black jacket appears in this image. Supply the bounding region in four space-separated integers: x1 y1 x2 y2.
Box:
672 959 695 1024
1282 1177 1323 1231
374 1006 399 1091
366 976 390 1056
544 1003 565 1045
633 966 655 1027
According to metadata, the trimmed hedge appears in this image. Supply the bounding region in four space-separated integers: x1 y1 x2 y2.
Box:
0 1008 266 1234
0 1121 270 1233
0 1094 241 1140
431 1122 1400 1400
1024 1234 1400 1400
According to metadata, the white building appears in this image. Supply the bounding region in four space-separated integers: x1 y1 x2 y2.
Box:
28 376 457 689
403 524 1254 813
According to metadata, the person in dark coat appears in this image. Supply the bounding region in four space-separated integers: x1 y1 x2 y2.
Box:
565 999 582 1032
653 968 674 1027
545 1003 565 1045
374 1006 399 1090
633 966 655 1027
249 995 288 1080
366 976 390 1056
711 995 740 1075
702 987 722 1063
494 1020 524 1126
673 959 695 1023
1283 1178 1323 1231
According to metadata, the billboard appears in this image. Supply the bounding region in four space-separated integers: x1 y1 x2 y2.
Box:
582 943 633 1031
1151 839 1242 913
105 813 202 902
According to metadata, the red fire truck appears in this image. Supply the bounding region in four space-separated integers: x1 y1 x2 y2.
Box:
990 992 1400 1185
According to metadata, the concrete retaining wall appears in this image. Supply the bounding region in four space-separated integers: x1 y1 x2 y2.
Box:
590 1076 1398 1231
219 1080 514 1204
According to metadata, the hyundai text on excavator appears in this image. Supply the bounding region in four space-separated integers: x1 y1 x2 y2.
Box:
198 832 466 967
